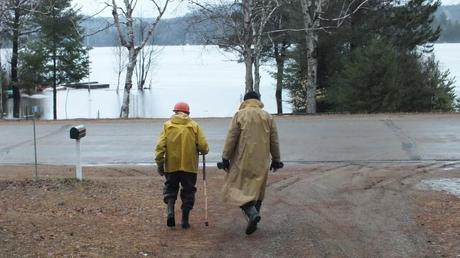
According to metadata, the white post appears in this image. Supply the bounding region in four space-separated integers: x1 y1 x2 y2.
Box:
33 115 38 180
76 139 83 180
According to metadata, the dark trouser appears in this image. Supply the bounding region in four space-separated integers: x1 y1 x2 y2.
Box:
163 171 197 210
241 200 263 211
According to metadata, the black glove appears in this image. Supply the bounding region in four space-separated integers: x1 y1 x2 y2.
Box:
156 162 165 176
270 160 284 172
217 158 230 172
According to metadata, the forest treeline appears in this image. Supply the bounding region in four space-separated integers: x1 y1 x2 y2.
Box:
1 4 459 47
435 5 460 42
80 4 460 47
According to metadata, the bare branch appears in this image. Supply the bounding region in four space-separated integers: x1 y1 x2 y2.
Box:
319 0 370 23
136 0 170 51
111 0 128 47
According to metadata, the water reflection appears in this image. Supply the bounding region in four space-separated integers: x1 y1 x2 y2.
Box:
9 85 284 120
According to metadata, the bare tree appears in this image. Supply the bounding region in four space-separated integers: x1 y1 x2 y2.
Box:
192 0 368 112
113 37 128 93
136 44 159 90
191 0 280 94
250 0 280 93
110 0 170 118
135 18 162 90
267 9 290 114
299 0 323 114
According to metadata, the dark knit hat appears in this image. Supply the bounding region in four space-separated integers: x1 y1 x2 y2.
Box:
243 91 260 101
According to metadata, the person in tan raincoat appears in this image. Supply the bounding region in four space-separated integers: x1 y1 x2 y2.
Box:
220 91 283 235
155 102 209 229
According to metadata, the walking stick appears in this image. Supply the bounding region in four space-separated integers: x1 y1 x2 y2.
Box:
202 154 209 226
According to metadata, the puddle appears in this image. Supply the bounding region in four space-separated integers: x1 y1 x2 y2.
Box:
417 178 460 198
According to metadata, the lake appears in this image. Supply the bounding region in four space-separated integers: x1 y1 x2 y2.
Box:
433 43 460 97
5 45 291 119
3 44 460 119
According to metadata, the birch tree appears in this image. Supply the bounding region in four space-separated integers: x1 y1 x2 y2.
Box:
266 3 293 114
242 0 254 92
191 0 280 94
110 0 170 118
299 0 324 114
299 0 370 113
251 0 280 93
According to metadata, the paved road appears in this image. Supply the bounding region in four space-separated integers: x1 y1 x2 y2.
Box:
1 114 460 165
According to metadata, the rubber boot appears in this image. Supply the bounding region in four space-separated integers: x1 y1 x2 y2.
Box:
166 200 175 227
181 208 191 229
255 200 262 213
241 204 261 235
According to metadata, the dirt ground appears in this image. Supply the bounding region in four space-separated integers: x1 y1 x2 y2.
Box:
0 163 459 257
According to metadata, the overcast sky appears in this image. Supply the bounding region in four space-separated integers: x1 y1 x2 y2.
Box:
74 0 460 18
442 0 460 4
73 0 193 18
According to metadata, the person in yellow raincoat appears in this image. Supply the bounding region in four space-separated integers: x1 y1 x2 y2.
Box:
155 102 209 229
220 91 283 235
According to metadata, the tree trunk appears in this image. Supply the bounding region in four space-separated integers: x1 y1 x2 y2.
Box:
0 37 4 118
243 0 254 93
244 54 253 93
11 5 20 83
252 34 261 95
116 44 123 94
12 84 20 118
120 48 137 118
52 5 57 120
0 82 3 118
305 31 318 114
52 47 57 120
253 56 261 94
112 0 168 116
274 44 286 114
300 0 321 114
12 8 20 118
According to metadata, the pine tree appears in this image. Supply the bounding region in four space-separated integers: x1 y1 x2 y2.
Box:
330 39 455 113
284 0 454 113
20 0 89 120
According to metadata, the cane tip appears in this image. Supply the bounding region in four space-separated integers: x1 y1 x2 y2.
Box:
205 222 209 226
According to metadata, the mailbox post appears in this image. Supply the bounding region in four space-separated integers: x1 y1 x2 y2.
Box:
70 125 86 180
32 106 39 180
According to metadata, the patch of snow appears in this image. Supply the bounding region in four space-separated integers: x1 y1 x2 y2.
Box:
417 178 460 198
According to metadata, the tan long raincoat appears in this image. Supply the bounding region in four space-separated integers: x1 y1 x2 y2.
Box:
222 99 281 207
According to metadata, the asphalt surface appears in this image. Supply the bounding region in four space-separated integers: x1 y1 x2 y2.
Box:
1 114 460 165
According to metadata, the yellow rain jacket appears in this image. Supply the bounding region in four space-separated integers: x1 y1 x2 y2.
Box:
155 113 209 173
222 99 281 206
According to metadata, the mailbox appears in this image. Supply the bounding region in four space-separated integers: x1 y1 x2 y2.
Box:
70 125 86 140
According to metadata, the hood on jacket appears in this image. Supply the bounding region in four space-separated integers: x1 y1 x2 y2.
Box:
239 99 264 110
171 112 191 125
